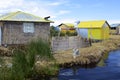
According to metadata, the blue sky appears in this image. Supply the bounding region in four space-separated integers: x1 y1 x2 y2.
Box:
0 0 120 25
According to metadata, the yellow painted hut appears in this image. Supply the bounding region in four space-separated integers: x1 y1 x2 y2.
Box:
77 20 110 40
58 23 75 33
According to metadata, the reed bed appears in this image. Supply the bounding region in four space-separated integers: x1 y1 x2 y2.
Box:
54 35 120 67
0 35 120 78
0 39 58 80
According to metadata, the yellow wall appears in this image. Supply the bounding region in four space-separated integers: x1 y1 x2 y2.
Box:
102 26 109 40
88 26 109 40
88 29 102 40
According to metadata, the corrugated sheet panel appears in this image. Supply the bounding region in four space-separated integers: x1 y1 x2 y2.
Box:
111 24 120 28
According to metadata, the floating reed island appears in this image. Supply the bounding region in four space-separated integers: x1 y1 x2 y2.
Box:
0 35 120 79
53 35 120 67
1 35 120 68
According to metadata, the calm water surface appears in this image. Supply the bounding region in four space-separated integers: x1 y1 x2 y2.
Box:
58 50 120 80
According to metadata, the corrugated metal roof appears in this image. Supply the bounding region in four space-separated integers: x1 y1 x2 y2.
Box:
0 11 53 22
60 23 74 28
110 24 120 28
78 20 106 28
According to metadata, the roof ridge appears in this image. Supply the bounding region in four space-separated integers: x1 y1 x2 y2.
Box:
80 20 106 22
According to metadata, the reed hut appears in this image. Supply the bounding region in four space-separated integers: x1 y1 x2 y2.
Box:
77 20 110 40
58 23 76 34
0 11 53 45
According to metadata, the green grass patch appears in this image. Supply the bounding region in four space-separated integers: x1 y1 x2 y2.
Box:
0 38 58 80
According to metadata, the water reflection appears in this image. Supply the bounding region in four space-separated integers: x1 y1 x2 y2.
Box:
58 50 120 80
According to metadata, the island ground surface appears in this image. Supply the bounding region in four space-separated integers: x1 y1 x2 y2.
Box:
53 35 120 67
0 35 120 76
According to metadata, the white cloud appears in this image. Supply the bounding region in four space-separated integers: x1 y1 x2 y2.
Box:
0 0 71 21
0 0 56 18
0 0 71 18
51 10 70 18
0 0 23 9
48 0 69 6
48 2 63 6
58 10 70 15
52 18 77 26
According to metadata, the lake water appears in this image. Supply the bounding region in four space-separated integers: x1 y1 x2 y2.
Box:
58 50 120 80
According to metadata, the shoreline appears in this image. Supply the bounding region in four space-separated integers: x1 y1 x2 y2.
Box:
54 35 120 67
